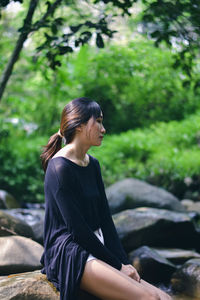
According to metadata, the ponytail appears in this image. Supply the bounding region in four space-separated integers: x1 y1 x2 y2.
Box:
40 132 62 172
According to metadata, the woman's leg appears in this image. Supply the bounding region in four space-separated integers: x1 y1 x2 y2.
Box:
80 259 160 300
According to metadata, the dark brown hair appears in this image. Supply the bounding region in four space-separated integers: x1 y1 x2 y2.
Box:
40 97 101 171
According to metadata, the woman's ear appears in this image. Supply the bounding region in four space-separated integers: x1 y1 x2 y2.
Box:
76 124 84 132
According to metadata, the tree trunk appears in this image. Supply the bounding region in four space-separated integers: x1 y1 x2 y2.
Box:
0 0 64 102
0 0 39 101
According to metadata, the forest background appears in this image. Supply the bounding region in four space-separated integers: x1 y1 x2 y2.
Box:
0 0 200 206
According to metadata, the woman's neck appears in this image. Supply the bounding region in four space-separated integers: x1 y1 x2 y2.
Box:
60 140 90 166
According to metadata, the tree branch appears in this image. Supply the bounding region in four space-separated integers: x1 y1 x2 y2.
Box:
0 0 64 102
0 0 39 101
32 0 63 32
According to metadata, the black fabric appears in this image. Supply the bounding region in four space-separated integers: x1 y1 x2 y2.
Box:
40 154 130 300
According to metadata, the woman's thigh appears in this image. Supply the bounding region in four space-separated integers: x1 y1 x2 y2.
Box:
80 259 159 300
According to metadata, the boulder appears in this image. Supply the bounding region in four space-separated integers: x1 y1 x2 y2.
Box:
129 246 176 284
113 207 200 252
5 209 44 244
0 270 59 300
0 235 43 275
152 248 200 265
5 209 45 226
24 203 45 209
106 178 185 214
171 259 200 298
181 199 200 215
0 190 20 209
0 210 34 239
32 220 44 244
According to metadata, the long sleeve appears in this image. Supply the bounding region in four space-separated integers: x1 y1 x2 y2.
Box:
49 159 122 270
94 159 130 265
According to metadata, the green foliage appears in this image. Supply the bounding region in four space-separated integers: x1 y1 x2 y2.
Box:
140 0 200 85
0 119 45 204
1 12 200 202
68 42 200 132
1 0 200 103
4 40 200 136
0 0 132 75
90 111 200 199
2 109 200 203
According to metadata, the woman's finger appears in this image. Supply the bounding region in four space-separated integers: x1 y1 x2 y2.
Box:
129 266 141 282
133 272 140 282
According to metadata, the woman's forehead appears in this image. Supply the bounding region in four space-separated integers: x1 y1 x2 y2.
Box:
92 112 103 119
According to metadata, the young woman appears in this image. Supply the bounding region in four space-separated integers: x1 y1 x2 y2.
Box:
40 97 171 300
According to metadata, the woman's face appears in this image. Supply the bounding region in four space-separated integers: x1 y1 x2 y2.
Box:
81 112 106 146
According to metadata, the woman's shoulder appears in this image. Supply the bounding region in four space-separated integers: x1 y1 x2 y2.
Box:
88 154 98 164
47 154 100 175
89 154 101 169
46 157 73 178
48 156 70 167
88 153 97 164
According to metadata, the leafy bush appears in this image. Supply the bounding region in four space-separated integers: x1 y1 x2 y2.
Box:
69 42 200 132
3 40 200 135
1 111 200 203
1 38 200 203
90 111 200 199
0 119 45 204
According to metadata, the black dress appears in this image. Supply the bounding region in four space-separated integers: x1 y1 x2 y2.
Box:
40 154 130 300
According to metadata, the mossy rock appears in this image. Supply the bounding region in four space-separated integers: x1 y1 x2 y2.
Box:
0 190 20 209
0 270 59 300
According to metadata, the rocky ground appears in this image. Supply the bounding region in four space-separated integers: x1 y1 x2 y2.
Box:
0 178 200 299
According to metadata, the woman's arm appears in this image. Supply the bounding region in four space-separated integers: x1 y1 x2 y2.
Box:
94 159 130 265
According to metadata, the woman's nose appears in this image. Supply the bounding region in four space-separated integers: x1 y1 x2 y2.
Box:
101 125 106 134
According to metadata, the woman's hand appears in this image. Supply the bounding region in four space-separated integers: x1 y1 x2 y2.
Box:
120 264 141 282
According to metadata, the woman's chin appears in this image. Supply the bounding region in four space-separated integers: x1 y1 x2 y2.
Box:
93 141 102 146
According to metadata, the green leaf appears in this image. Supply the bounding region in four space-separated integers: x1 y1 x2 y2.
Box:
51 23 58 34
96 33 104 48
70 24 83 33
58 46 73 55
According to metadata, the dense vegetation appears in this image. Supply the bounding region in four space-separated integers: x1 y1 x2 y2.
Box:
1 1 200 204
1 107 200 203
2 41 200 134
1 38 200 204
90 112 200 199
1 0 199 100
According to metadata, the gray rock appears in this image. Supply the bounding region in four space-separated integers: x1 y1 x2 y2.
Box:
113 207 200 252
32 220 44 244
5 209 45 226
0 271 96 300
106 178 185 214
0 270 59 300
171 258 200 298
152 248 200 265
0 235 43 275
181 199 200 214
0 190 20 209
0 210 34 239
129 246 176 283
5 209 44 244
